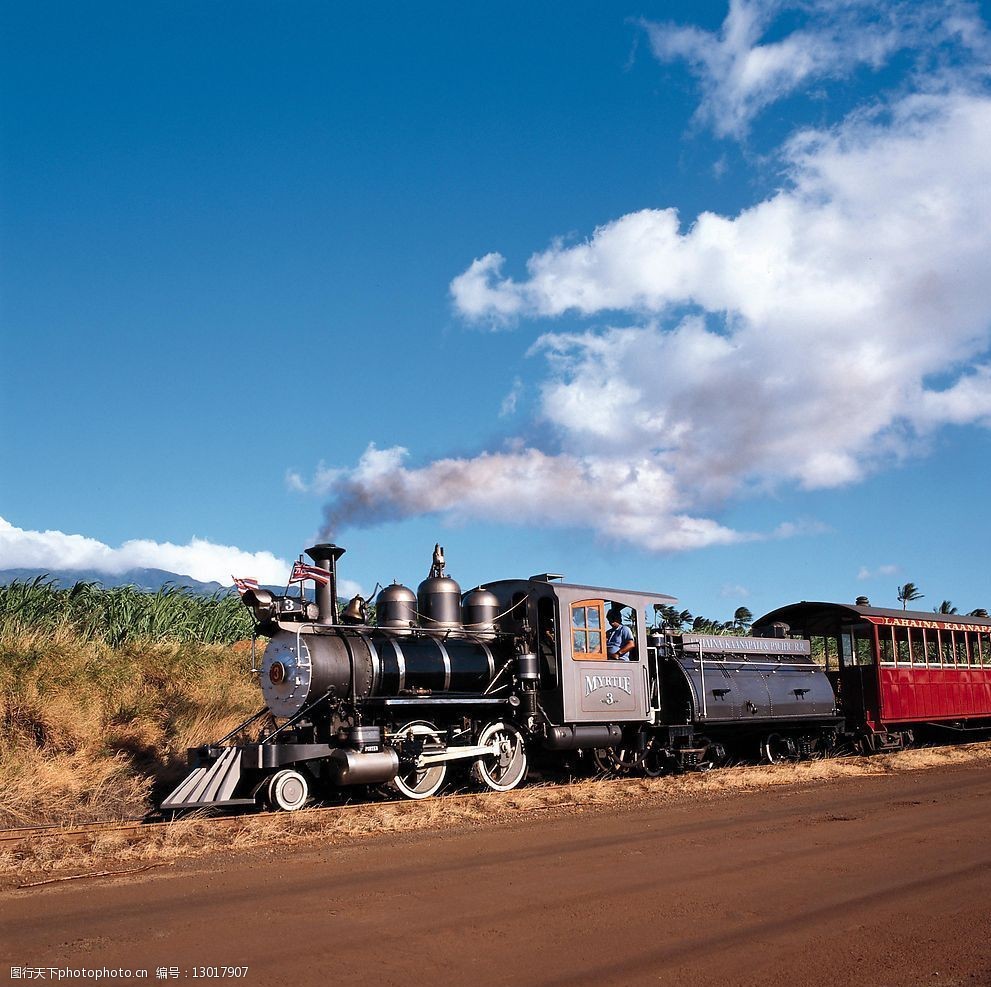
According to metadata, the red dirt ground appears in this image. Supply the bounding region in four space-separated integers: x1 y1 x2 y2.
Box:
2 761 991 987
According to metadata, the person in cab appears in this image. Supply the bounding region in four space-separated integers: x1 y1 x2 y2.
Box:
606 608 635 660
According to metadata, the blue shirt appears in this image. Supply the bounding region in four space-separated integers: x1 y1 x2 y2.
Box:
607 623 634 659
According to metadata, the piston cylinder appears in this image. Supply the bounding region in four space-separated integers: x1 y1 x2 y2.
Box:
327 748 400 785
544 724 623 751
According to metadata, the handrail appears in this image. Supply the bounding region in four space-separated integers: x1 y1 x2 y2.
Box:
647 638 663 717
262 689 334 744
213 707 270 746
696 640 708 720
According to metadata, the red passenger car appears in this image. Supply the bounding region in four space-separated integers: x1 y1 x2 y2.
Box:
753 603 991 751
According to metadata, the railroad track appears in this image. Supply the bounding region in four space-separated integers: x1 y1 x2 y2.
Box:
8 739 958 853
0 818 154 849
0 785 568 851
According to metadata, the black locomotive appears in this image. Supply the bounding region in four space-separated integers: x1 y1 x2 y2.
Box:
162 543 842 812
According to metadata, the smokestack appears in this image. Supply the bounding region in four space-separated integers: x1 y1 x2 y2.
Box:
306 543 346 623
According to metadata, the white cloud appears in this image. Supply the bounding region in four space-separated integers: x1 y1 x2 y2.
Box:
314 13 991 555
857 564 901 581
915 364 991 428
448 90 991 502
449 254 526 325
720 583 752 600
285 469 310 494
499 377 524 418
0 516 291 586
643 0 989 138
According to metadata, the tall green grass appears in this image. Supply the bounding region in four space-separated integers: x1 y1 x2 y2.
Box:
0 577 254 646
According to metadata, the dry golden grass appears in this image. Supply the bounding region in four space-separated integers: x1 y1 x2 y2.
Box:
4 741 989 884
0 625 260 827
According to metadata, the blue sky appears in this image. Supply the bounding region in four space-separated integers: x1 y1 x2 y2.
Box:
2 1 991 619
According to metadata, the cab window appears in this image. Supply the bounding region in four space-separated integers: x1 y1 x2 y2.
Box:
571 600 605 660
606 602 639 662
537 596 558 682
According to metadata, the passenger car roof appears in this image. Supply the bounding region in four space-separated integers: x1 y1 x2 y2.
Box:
754 601 991 635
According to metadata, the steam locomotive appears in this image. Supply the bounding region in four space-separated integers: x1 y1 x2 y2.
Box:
162 543 849 812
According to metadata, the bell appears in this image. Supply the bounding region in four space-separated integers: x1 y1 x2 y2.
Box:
340 595 367 625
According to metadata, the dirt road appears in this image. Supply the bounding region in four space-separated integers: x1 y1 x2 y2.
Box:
3 762 990 987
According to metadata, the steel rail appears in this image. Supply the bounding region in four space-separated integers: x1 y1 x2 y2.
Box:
4 738 950 852
0 784 586 850
0 818 150 848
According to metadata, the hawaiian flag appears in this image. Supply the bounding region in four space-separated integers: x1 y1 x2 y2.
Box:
289 560 332 586
232 576 260 596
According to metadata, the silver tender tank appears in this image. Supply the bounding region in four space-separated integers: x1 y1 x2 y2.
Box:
462 587 499 638
417 544 462 630
376 582 417 631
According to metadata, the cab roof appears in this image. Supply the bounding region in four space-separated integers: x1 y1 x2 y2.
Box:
481 577 677 608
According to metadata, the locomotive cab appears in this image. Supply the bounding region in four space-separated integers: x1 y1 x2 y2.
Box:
481 578 676 746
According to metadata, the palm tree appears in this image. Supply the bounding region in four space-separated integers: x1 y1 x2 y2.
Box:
897 583 924 610
733 606 753 631
656 605 693 630
656 604 676 628
692 615 723 634
934 600 958 614
968 608 989 618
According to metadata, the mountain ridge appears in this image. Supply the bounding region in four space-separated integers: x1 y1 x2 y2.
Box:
0 567 230 593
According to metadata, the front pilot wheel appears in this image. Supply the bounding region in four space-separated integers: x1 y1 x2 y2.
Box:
265 769 309 812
